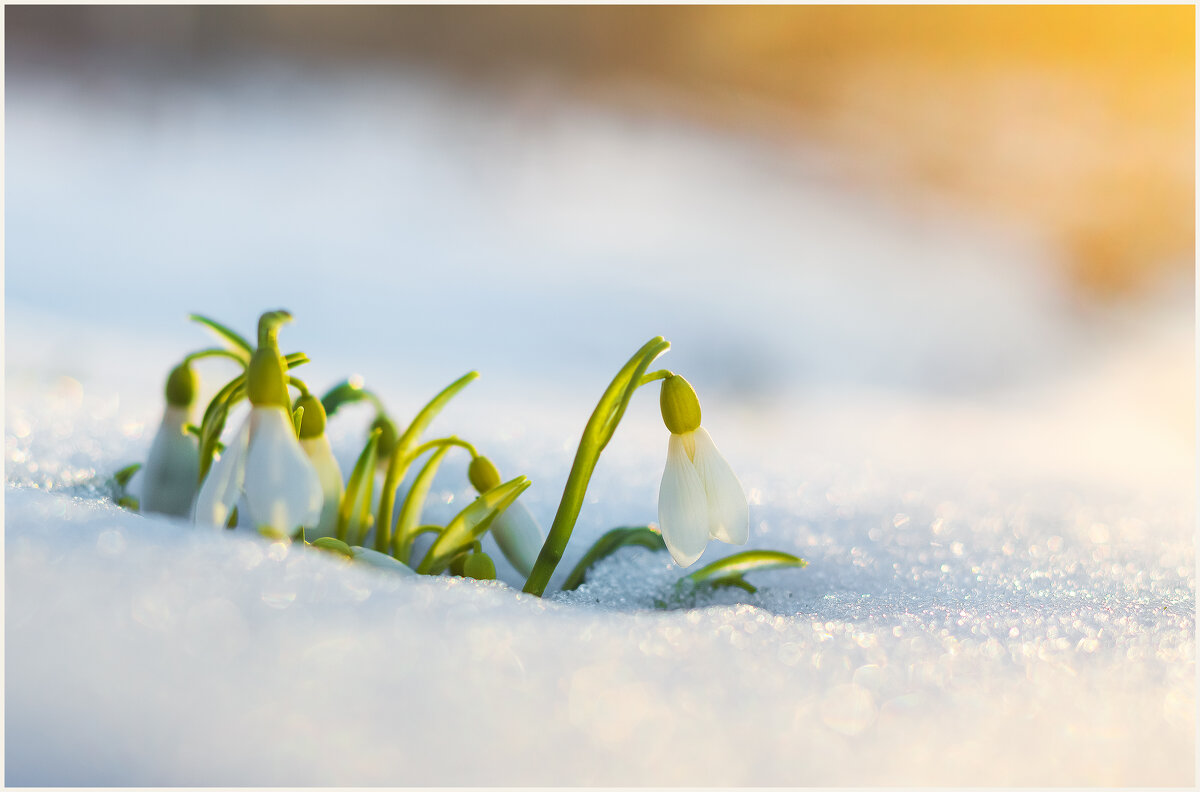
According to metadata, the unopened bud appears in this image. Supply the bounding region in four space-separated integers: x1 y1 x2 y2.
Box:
247 311 292 408
468 455 502 493
165 362 198 407
660 375 702 435
294 393 327 438
463 552 496 580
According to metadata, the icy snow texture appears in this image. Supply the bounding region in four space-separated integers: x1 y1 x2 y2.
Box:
5 62 1195 786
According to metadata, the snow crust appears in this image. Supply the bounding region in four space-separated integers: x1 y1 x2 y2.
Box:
5 61 1195 785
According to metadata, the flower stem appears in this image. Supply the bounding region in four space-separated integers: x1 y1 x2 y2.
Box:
521 337 670 597
183 348 249 368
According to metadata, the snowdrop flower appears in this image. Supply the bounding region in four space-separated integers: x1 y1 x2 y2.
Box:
657 374 749 567
140 362 200 518
294 392 344 540
194 311 323 537
469 455 544 577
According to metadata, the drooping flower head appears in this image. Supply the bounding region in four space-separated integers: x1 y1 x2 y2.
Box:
657 374 749 567
194 310 323 537
468 454 544 577
141 361 200 517
294 391 344 541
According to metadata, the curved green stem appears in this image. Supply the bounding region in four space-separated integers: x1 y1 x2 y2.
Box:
375 371 480 553
288 376 309 396
639 369 674 386
183 348 249 368
522 337 670 597
412 436 478 460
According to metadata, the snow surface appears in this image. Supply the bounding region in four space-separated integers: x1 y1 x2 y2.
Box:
5 61 1196 786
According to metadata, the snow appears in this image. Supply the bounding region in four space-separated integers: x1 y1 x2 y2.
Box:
5 60 1195 786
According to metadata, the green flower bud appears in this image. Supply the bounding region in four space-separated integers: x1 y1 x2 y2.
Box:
372 414 399 459
660 374 702 435
463 552 496 581
246 310 292 408
468 455 502 493
294 393 327 438
164 362 198 407
449 552 468 577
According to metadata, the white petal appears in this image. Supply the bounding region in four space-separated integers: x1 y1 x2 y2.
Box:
657 432 710 567
490 499 544 577
141 407 200 518
301 435 345 540
242 407 324 534
193 414 250 528
691 427 749 545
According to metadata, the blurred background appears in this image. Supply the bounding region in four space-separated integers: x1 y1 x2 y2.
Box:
9 5 1192 295
6 5 1194 477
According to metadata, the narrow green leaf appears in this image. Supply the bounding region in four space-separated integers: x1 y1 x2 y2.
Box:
393 443 453 564
201 372 245 432
417 476 530 575
284 352 309 369
198 384 245 483
291 405 304 436
337 428 380 543
111 463 142 488
561 526 667 591
312 537 355 557
188 313 252 355
376 371 479 553
350 546 416 575
659 551 805 609
117 496 139 512
712 578 758 594
684 550 807 586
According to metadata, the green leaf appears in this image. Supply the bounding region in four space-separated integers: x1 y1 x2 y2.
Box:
291 405 304 436
117 496 139 512
375 371 479 553
198 381 245 483
111 462 142 488
417 476 531 574
663 550 806 607
189 314 252 356
283 352 309 369
393 443 453 565
337 428 380 544
522 337 671 598
684 550 807 586
311 536 355 558
561 526 667 591
350 546 416 575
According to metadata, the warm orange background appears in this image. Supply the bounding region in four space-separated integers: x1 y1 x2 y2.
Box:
9 5 1193 299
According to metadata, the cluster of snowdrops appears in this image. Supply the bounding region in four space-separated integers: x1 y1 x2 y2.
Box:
113 309 805 602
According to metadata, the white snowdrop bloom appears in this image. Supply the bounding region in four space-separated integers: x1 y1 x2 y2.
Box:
195 405 324 534
302 434 344 539
469 455 545 577
294 393 344 541
656 375 749 567
141 363 200 518
193 311 323 536
141 406 200 517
